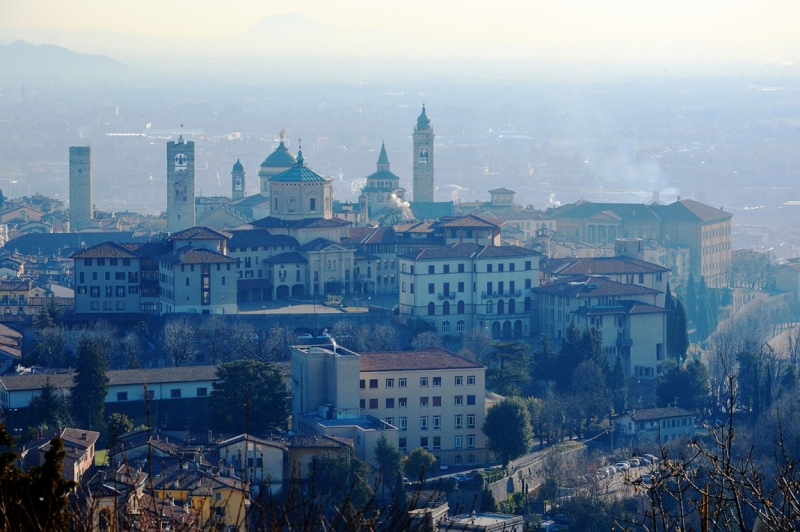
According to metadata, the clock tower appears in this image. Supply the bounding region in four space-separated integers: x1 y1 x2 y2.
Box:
412 105 434 203
166 136 195 233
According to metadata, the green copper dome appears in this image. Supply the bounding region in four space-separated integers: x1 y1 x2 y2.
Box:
261 141 297 168
416 105 431 129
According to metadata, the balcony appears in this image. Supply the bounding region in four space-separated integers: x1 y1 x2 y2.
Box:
616 337 633 348
480 290 522 299
438 292 456 300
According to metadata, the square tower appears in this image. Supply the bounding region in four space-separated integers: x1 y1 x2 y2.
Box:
166 136 195 233
69 146 93 232
412 105 435 203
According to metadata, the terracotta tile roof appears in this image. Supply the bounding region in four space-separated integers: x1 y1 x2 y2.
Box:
168 226 232 241
552 201 660 221
60 427 100 449
298 238 347 252
0 279 31 291
217 434 286 451
263 434 353 449
651 199 731 222
399 242 540 261
359 347 484 372
2 365 219 392
156 246 236 265
70 241 142 259
437 214 500 228
534 276 660 298
542 256 669 276
348 226 397 245
264 251 308 264
250 216 350 229
228 229 298 248
488 188 516 194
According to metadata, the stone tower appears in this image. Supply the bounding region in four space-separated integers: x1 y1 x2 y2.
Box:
231 159 246 201
69 146 93 232
412 105 434 203
166 136 195 233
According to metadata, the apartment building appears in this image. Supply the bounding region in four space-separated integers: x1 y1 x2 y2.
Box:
72 242 144 313
552 198 733 287
534 276 666 378
291 344 490 468
398 243 541 338
358 347 488 467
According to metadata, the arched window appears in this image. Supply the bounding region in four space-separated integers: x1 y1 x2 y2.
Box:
457 300 465 314
497 299 505 315
442 301 450 315
420 147 428 163
525 297 532 311
274 196 278 210
508 299 516 314
288 197 295 212
456 320 466 332
428 302 435 316
442 321 450 333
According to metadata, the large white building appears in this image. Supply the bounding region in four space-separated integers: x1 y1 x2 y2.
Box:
534 276 667 378
398 242 542 339
291 344 490 468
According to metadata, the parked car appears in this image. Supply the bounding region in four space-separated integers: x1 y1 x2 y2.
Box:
638 456 652 465
640 473 652 486
453 474 470 482
615 462 630 472
438 464 448 471
644 454 660 464
629 458 641 467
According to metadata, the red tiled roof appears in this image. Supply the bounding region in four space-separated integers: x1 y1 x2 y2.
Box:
70 241 141 259
359 347 484 372
543 256 669 276
534 276 660 298
168 226 232 240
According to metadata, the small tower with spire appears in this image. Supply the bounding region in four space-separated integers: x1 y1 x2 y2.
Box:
412 104 435 203
231 159 246 201
361 141 405 219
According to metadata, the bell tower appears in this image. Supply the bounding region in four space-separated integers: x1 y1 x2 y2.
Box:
412 105 434 203
231 159 245 201
166 135 195 233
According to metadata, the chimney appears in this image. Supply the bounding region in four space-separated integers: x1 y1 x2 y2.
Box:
81 433 87 440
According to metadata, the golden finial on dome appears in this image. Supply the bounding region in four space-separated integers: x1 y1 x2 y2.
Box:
279 128 285 142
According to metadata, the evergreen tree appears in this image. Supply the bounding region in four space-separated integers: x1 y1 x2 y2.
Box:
580 326 606 371
70 335 109 431
708 290 719 332
373 434 404 501
27 379 72 430
555 321 582 390
686 273 698 323
485 341 531 396
482 396 533 467
695 295 711 341
608 355 627 414
668 299 690 361
530 335 558 395
209 359 289 434
664 281 674 311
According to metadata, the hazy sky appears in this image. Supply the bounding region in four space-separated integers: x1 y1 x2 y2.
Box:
1 0 799 63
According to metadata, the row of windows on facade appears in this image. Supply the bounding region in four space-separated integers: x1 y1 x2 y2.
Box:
398 435 476 452
115 387 208 401
273 196 325 212
389 414 478 433
359 376 477 389
83 258 133 267
402 261 534 275
703 242 731 255
79 271 138 284
360 395 477 409
78 285 138 297
419 299 533 317
703 226 730 239
703 260 730 273
228 245 291 253
403 278 533 296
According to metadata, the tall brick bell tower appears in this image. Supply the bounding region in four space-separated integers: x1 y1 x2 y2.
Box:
412 105 435 203
166 135 195 233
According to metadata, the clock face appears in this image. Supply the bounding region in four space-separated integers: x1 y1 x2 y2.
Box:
174 153 188 171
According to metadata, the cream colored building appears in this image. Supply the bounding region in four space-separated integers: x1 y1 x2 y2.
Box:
291 344 489 468
535 276 667 378
358 347 488 468
398 242 541 339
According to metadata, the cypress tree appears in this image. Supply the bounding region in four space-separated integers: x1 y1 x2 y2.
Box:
670 299 690 361
686 274 698 323
71 336 109 431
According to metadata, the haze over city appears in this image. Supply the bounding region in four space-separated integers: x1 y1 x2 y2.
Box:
1 2 800 531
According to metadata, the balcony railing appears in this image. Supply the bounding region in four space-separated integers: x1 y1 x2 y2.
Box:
438 292 456 300
616 337 633 348
481 290 522 299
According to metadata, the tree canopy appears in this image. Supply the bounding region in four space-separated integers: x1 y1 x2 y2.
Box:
209 359 289 434
482 396 533 467
656 359 710 412
27 379 72 431
403 447 438 482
